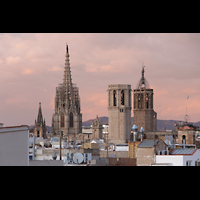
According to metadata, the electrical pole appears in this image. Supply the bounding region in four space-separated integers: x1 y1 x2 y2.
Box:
60 131 63 160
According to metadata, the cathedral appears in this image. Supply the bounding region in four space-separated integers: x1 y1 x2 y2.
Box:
51 45 82 139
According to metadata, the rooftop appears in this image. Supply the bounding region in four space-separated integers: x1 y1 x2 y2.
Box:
137 140 159 148
170 148 197 155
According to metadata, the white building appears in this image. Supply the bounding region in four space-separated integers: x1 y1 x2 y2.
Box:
0 125 29 166
115 144 129 151
154 148 200 166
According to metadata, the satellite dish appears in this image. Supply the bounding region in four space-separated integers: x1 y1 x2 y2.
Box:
73 153 83 164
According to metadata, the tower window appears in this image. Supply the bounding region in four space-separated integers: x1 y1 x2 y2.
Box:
146 94 149 109
138 94 141 109
70 112 74 127
121 90 124 105
37 131 40 137
151 93 153 109
141 94 143 109
182 135 186 144
61 112 64 127
113 90 116 106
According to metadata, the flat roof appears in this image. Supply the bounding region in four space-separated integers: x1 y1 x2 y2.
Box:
0 125 29 133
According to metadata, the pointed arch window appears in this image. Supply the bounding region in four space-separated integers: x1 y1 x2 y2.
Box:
146 93 149 109
61 112 65 127
141 94 143 109
113 90 116 106
138 94 141 109
70 112 74 127
121 90 124 105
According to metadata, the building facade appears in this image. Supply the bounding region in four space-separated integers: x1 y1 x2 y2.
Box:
51 45 82 139
107 84 132 144
34 102 47 139
92 115 103 139
133 66 157 133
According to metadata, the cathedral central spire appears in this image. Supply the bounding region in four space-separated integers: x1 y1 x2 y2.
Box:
63 44 72 88
51 44 82 138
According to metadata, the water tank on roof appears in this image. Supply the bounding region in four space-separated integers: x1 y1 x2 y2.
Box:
132 124 138 132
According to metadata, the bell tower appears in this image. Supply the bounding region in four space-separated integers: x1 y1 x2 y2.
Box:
133 66 157 133
108 84 132 144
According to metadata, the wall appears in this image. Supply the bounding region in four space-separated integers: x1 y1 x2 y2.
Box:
182 149 200 166
0 126 29 166
108 84 131 144
156 155 183 166
29 160 64 166
100 150 129 158
136 147 155 166
109 157 136 166
178 130 195 144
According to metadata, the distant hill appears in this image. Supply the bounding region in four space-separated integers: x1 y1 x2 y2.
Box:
82 116 200 132
29 117 200 132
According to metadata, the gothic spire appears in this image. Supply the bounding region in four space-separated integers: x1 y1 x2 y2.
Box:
63 44 75 110
63 44 73 88
37 102 43 124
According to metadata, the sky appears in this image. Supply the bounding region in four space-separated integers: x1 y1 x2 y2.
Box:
0 33 200 126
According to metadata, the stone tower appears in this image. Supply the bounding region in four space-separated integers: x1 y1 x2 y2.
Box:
34 102 47 139
133 66 157 133
51 44 82 139
92 115 103 139
108 84 132 144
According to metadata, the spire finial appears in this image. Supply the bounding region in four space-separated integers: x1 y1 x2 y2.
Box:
66 43 68 53
142 65 145 82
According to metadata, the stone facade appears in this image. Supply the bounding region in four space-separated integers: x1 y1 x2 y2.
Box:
51 45 82 139
136 139 167 166
178 130 195 145
133 66 157 132
107 84 132 144
92 115 103 139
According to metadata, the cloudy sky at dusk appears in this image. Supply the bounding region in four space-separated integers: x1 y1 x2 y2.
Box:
0 33 200 126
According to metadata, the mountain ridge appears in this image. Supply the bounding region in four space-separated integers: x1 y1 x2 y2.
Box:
28 117 200 132
82 116 200 132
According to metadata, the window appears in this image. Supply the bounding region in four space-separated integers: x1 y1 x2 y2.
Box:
113 90 116 106
37 131 40 137
70 112 73 127
61 112 64 127
182 135 186 144
140 94 143 109
121 90 124 105
186 160 192 166
138 94 140 109
146 94 149 109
